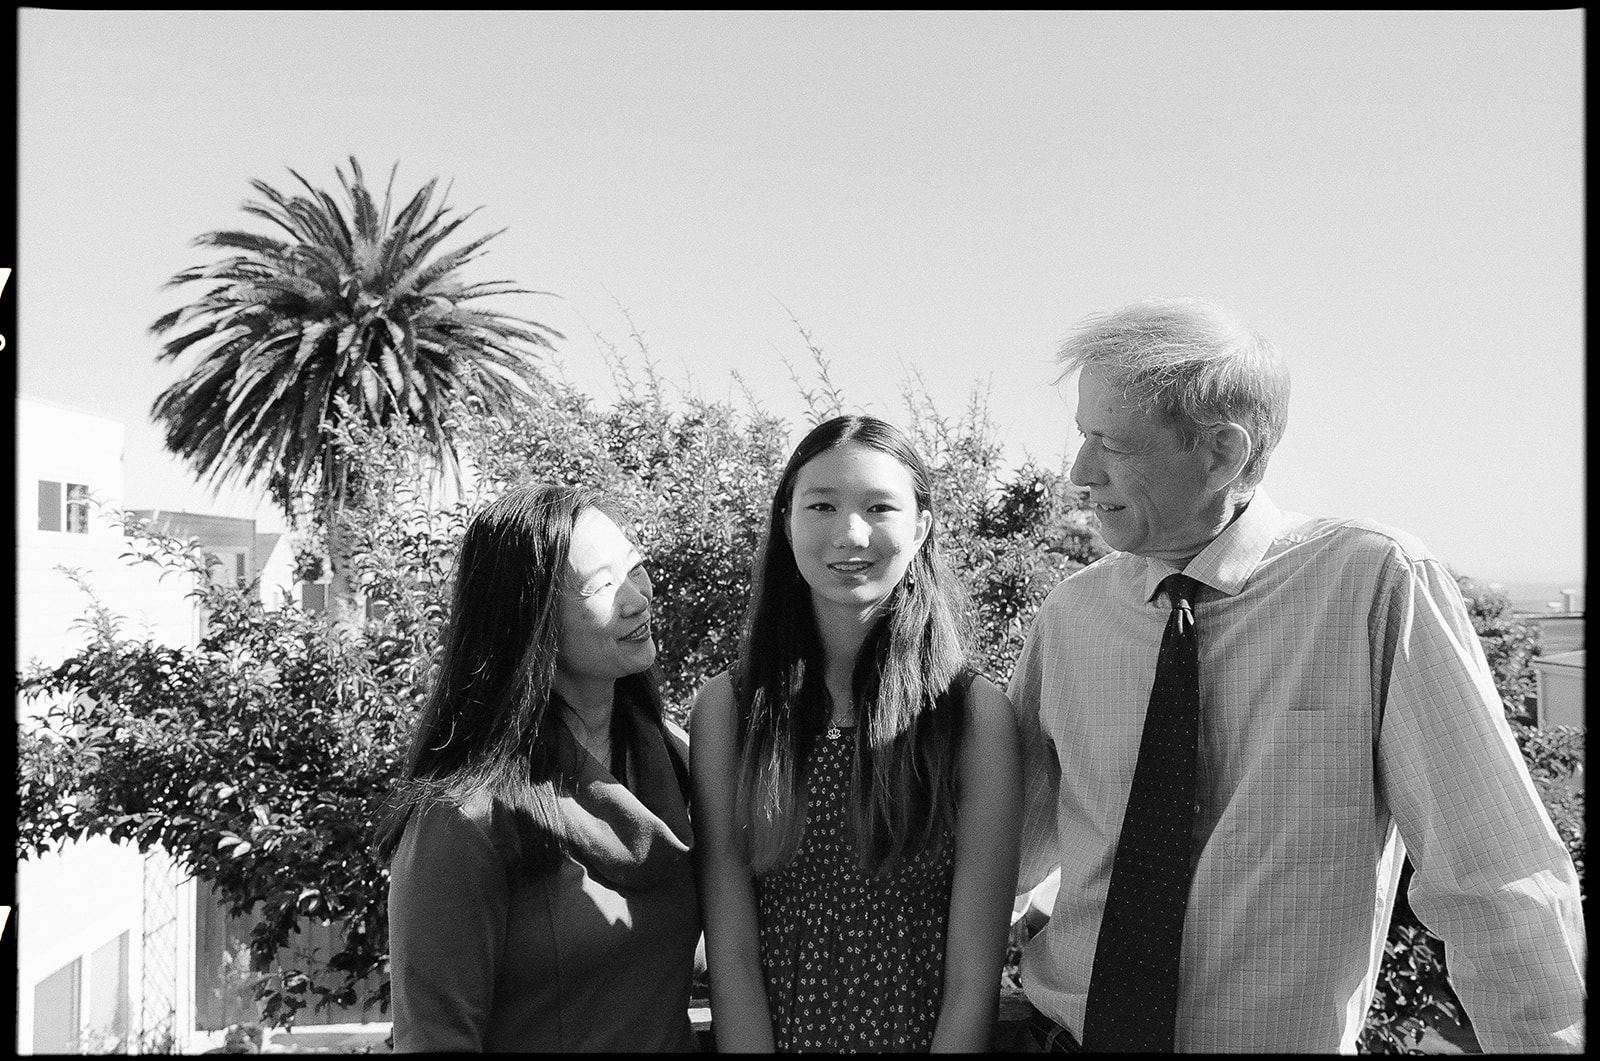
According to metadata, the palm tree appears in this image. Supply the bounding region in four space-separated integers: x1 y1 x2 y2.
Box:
150 156 561 618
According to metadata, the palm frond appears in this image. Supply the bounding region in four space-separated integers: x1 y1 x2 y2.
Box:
194 230 292 257
377 161 399 236
155 324 225 362
399 225 500 296
151 157 560 511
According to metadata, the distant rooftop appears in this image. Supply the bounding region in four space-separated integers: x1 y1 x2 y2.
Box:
1534 650 1585 671
17 392 125 427
1512 600 1585 618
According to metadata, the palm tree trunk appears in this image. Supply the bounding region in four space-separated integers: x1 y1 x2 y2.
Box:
322 450 360 626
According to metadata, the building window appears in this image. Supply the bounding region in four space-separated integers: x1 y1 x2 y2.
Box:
33 956 82 1053
66 483 91 534
32 932 132 1053
193 877 384 1031
87 931 131 1052
37 480 90 533
194 878 260 1032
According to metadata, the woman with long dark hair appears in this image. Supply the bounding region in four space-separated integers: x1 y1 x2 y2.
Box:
692 414 1021 1052
376 484 699 1052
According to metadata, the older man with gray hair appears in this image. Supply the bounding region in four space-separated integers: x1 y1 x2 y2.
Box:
1009 297 1584 1053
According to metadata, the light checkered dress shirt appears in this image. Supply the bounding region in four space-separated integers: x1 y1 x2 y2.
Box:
1009 490 1585 1053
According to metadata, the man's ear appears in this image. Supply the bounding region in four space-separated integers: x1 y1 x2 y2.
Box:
1205 422 1253 492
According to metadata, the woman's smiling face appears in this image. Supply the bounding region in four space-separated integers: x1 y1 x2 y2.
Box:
556 507 656 683
786 442 931 617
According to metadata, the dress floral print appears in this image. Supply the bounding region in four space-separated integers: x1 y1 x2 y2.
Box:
755 727 956 1052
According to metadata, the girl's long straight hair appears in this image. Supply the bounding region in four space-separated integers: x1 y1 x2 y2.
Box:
733 415 971 877
375 483 663 876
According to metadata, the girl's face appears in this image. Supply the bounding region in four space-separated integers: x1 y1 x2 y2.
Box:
786 442 931 617
556 507 656 683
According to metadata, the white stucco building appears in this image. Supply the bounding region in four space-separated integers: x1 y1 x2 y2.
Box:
1532 650 1585 729
16 395 209 1053
15 395 336 1053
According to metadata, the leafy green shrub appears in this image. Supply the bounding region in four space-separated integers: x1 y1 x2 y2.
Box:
1511 721 1586 907
18 342 1103 1027
1455 573 1543 720
29 330 1569 1047
18 522 399 1026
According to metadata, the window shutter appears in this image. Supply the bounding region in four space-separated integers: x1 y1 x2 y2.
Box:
37 480 62 531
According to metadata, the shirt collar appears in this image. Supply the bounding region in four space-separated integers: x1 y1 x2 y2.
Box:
1140 488 1287 604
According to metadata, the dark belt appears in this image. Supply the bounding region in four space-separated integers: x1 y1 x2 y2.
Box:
1024 1004 1084 1053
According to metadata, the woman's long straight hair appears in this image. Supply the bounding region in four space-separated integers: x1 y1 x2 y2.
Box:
733 415 971 876
375 483 662 876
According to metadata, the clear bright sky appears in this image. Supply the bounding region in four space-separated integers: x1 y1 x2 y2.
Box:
17 10 1584 585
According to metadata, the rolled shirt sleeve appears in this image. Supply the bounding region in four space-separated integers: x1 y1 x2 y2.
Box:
1376 556 1586 1052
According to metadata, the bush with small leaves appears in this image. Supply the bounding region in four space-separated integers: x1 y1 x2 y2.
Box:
18 339 1106 1027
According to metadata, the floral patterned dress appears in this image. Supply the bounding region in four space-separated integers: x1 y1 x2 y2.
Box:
754 726 956 1052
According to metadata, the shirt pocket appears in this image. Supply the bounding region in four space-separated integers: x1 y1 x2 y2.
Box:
1217 708 1370 866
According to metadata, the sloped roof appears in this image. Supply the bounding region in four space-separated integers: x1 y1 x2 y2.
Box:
128 508 256 549
1533 650 1585 671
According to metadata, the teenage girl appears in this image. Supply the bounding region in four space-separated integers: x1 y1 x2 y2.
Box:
692 414 1021 1052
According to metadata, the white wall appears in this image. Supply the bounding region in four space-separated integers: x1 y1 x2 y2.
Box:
256 535 299 610
16 396 201 678
15 395 206 1053
1534 654 1585 729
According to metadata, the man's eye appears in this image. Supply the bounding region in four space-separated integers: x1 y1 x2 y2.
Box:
1086 435 1120 455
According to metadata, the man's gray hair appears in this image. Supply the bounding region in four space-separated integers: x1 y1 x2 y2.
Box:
1057 297 1291 490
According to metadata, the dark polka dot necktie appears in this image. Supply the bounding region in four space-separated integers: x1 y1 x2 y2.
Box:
1082 573 1201 1053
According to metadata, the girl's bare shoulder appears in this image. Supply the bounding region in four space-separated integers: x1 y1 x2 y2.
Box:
689 670 737 740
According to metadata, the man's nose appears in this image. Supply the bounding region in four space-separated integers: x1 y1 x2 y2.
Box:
1070 446 1102 487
